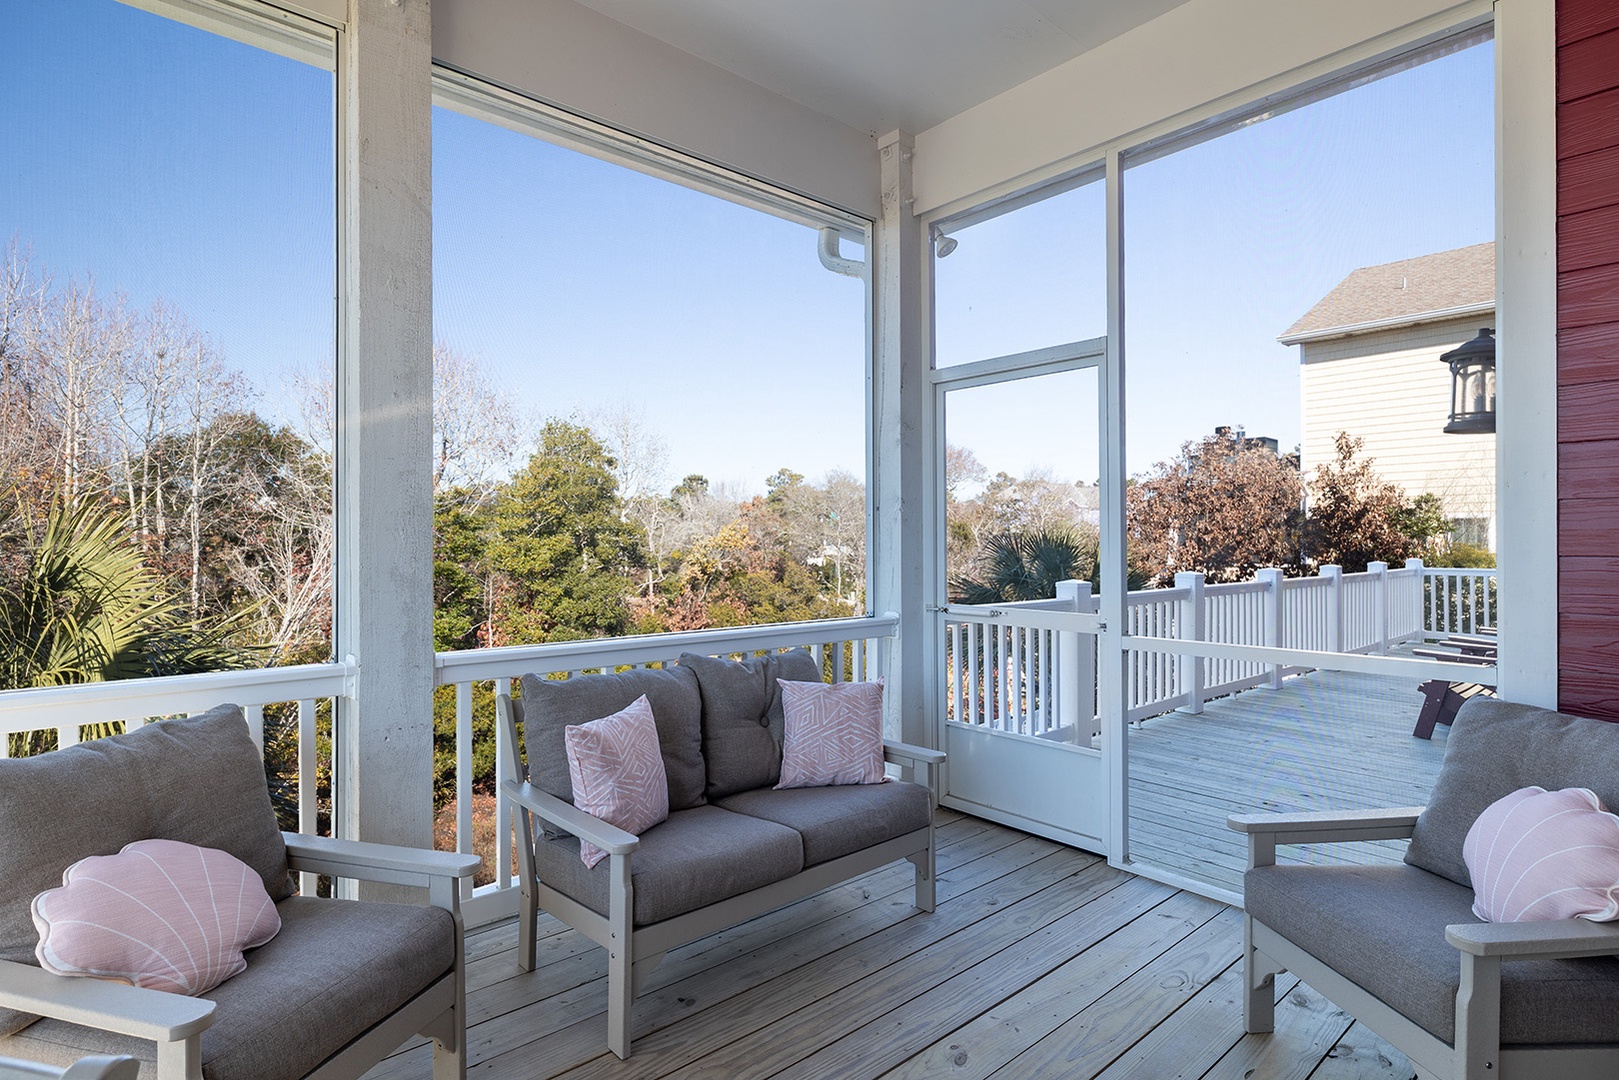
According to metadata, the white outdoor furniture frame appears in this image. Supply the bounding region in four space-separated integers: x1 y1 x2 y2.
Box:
497 692 942 1059
1231 808 1619 1080
0 836 478 1080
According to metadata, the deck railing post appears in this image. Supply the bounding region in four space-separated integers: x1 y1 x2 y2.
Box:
1369 561 1389 655
1257 567 1285 688
1056 580 1092 743
1175 572 1206 714
1321 565 1344 654
1403 558 1424 642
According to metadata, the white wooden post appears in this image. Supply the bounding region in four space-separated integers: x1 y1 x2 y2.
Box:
871 130 929 748
334 0 435 896
1321 565 1344 654
1405 558 1424 642
1056 580 1093 743
1257 567 1285 688
1368 561 1389 654
1175 572 1206 714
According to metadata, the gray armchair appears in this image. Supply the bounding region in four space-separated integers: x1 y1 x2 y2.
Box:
0 704 479 1080
1232 698 1619 1080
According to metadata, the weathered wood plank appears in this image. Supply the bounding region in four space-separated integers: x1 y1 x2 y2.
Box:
1559 262 1619 330
1560 201 1619 272
535 849 1121 1079
1310 1020 1416 1080
1092 967 1300 1080
749 880 1187 1080
882 898 1231 1080
1560 145 1619 218
1200 980 1355 1080
1559 668 1619 720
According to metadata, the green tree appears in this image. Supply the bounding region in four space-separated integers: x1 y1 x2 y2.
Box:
487 420 645 644
950 525 1097 604
0 496 254 694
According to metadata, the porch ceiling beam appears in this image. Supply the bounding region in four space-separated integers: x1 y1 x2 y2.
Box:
335 0 436 873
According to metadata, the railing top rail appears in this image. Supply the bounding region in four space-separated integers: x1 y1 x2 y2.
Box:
0 659 356 733
434 612 899 685
1421 567 1498 578
1280 576 1331 592
1126 588 1191 604
1202 580 1270 597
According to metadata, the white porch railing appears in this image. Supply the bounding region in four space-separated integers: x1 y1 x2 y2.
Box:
945 558 1464 732
0 660 354 897
433 613 899 924
1422 566 1498 635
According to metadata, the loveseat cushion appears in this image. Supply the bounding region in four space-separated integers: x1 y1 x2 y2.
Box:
3 896 454 1080
716 781 931 866
1245 862 1619 1045
0 705 290 1035
1406 698 1619 888
520 665 707 821
532 805 803 926
679 649 822 799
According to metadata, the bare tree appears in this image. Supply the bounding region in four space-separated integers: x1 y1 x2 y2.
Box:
585 401 669 501
433 341 526 504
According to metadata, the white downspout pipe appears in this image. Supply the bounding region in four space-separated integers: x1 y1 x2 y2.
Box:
818 226 868 279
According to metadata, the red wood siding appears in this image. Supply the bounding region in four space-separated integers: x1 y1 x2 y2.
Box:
1559 0 1619 717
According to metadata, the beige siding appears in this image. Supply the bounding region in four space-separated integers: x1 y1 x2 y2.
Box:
1299 315 1497 545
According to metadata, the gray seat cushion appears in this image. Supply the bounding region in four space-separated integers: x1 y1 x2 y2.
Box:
1407 698 1619 887
4 896 454 1080
0 705 290 1035
533 805 803 926
1246 862 1619 1045
716 781 931 866
679 649 822 799
519 665 707 824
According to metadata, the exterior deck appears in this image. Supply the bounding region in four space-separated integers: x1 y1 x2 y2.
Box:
1128 667 1451 895
363 809 1410 1080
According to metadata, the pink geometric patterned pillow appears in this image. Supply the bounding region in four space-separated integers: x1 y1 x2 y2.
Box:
1463 786 1619 923
564 694 670 869
775 679 887 789
32 838 281 995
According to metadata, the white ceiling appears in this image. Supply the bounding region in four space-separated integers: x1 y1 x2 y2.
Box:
567 0 1195 135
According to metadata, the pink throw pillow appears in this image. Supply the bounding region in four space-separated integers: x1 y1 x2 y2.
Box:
32 838 281 995
565 694 670 869
776 679 887 789
1463 786 1619 923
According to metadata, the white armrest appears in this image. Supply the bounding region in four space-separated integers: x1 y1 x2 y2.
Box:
1447 918 1619 959
282 834 479 881
0 960 214 1043
501 780 639 856
883 740 946 767
1228 807 1424 840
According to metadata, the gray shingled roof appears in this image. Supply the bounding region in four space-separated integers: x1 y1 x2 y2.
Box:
1278 241 1495 343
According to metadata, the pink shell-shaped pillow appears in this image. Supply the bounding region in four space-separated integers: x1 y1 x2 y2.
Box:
32 838 281 994
1463 786 1619 923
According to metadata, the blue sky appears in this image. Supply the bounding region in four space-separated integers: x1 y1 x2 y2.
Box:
3 0 1493 495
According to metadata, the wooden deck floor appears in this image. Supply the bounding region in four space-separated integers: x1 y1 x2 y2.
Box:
364 809 1412 1080
1127 668 1450 895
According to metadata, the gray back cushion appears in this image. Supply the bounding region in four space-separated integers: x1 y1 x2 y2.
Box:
0 703 289 1031
680 649 822 799
1406 698 1619 887
519 665 706 815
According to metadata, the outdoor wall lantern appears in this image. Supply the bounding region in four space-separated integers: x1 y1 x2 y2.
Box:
1441 327 1495 434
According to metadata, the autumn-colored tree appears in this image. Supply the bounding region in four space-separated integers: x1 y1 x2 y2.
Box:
1127 429 1304 584
1304 431 1434 572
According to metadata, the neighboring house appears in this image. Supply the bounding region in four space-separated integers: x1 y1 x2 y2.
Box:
1280 242 1496 549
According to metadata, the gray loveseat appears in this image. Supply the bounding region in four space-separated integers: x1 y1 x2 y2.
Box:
1232 698 1619 1080
497 648 943 1059
0 705 478 1080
